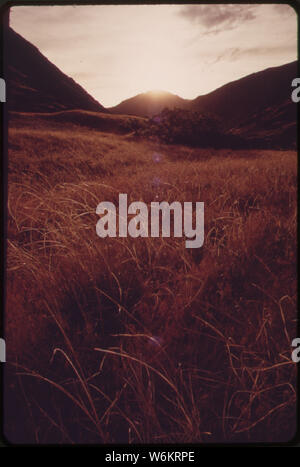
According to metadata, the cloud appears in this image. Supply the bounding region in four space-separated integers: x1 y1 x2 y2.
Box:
229 45 296 61
210 44 296 65
178 5 256 30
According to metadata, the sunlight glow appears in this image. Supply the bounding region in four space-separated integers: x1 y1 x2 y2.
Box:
10 5 297 107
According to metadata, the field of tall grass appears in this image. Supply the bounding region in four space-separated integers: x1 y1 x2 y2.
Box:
4 111 297 443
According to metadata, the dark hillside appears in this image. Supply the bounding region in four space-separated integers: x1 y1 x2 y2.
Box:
4 27 106 113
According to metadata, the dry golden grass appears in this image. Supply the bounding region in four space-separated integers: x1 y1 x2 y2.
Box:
5 112 297 444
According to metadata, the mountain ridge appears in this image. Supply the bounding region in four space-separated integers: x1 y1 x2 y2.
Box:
4 27 106 113
4 27 297 148
108 90 190 117
108 61 297 125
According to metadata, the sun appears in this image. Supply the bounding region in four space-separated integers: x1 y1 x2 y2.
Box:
146 89 169 97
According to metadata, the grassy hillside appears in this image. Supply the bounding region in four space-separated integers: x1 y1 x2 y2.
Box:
5 112 297 443
9 109 147 135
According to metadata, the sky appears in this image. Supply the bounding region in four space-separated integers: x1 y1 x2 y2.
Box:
10 4 298 107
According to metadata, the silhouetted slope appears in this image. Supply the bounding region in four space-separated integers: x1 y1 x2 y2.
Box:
4 27 106 113
108 62 297 125
191 61 297 128
228 98 297 148
108 90 190 117
109 62 297 148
